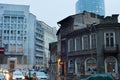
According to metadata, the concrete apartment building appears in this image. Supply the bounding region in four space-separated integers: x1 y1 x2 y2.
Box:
39 21 57 67
57 11 120 79
0 3 44 70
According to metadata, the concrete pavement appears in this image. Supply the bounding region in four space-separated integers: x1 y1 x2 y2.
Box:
57 75 66 80
57 75 80 80
49 72 79 80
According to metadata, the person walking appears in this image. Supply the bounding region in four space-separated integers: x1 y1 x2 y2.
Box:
29 70 33 80
24 73 29 80
32 73 37 80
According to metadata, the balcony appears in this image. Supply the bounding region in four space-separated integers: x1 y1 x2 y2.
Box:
68 49 96 57
35 53 43 57
5 52 24 56
103 44 119 55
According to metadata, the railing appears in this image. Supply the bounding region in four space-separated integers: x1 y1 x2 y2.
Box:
103 44 119 54
68 49 96 56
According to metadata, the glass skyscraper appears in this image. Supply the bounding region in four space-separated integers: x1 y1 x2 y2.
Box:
76 0 105 15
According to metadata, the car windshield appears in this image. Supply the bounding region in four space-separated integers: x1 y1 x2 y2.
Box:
0 73 3 77
13 72 23 75
86 74 113 80
36 72 46 76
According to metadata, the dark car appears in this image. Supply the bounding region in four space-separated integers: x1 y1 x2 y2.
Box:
80 74 114 80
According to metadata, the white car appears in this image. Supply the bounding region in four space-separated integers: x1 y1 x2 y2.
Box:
36 72 49 80
0 73 5 80
12 70 25 80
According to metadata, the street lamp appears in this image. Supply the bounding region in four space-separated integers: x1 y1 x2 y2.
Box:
57 58 61 75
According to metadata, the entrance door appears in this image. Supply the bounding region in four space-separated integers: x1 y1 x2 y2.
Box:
105 56 118 73
9 61 15 70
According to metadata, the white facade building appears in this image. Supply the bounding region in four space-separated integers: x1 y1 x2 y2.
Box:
28 14 44 67
0 3 44 69
39 21 57 67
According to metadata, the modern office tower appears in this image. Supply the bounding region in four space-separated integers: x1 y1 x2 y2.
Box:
0 3 44 69
76 0 105 15
39 21 57 67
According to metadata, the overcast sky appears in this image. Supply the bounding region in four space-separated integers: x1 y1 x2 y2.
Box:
0 0 120 28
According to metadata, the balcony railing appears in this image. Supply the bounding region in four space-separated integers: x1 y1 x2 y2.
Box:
68 49 96 56
103 44 119 54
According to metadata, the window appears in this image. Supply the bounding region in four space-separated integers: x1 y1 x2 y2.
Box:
4 30 6 34
11 30 13 34
18 17 24 23
18 31 20 34
4 16 10 22
82 35 89 50
17 44 23 53
68 60 74 73
4 44 8 52
11 16 17 23
85 58 96 74
17 37 20 40
13 30 16 34
104 32 115 47
90 33 96 49
10 44 16 52
68 38 75 52
11 36 13 40
7 36 9 40
75 37 81 51
7 30 9 34
4 36 6 40
14 36 16 40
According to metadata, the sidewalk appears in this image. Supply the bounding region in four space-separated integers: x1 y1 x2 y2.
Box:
49 72 72 80
57 75 66 80
57 74 80 80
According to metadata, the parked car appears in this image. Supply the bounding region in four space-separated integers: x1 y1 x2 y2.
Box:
36 72 49 80
0 73 5 80
39 67 48 74
80 74 114 80
12 70 25 80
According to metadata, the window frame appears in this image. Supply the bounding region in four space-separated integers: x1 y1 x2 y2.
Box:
104 32 115 47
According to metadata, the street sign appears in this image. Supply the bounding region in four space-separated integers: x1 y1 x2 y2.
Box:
60 61 64 65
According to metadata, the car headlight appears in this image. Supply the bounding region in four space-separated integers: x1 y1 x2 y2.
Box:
22 76 25 79
12 77 16 79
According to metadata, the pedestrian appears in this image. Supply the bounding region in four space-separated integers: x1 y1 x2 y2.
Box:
32 73 37 80
29 70 33 80
25 73 29 80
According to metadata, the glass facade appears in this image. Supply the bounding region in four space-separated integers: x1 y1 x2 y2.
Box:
76 0 105 15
